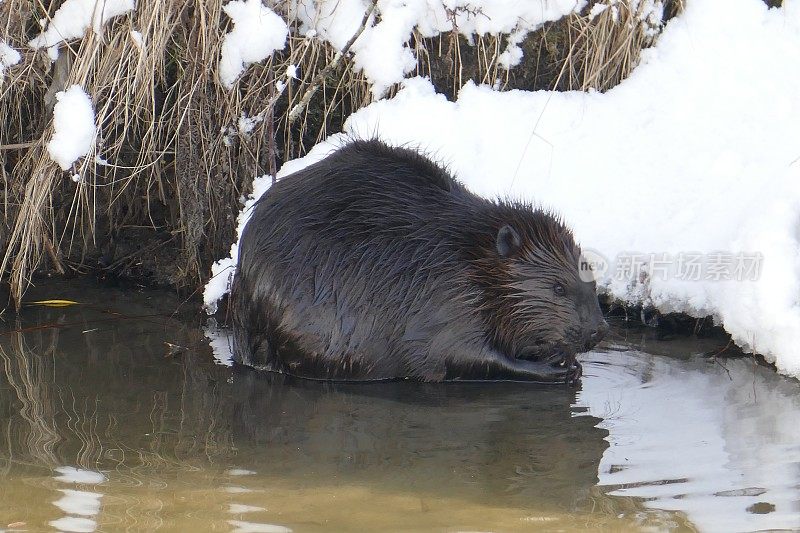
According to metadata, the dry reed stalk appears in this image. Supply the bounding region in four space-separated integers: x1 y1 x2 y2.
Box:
561 0 684 92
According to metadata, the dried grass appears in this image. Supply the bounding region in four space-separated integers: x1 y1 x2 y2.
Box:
561 0 685 91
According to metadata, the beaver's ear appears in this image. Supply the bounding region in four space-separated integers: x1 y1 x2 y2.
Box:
496 225 521 257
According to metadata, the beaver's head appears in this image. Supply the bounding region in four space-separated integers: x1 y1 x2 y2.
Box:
471 203 608 366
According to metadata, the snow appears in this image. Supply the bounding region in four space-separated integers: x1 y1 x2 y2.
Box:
47 85 97 171
219 0 289 89
203 174 273 313
588 3 609 19
238 112 263 136
0 41 21 84
205 0 800 379
130 29 143 49
28 0 135 51
288 0 585 96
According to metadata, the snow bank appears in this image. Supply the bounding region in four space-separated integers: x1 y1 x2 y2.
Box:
288 0 584 96
219 0 289 89
48 85 97 171
206 0 800 378
29 0 135 52
0 41 21 84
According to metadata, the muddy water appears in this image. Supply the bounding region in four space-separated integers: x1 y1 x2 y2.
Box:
0 281 798 532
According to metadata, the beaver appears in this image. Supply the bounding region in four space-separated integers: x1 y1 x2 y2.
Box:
231 139 607 384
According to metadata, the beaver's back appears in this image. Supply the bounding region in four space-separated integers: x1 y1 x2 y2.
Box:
245 140 477 252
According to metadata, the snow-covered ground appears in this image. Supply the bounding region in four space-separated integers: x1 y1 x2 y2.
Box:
206 0 800 380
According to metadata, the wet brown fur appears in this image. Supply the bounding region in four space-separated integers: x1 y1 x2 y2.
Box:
231 139 607 383
467 206 589 364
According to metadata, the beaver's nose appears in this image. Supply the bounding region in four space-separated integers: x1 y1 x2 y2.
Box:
589 320 609 343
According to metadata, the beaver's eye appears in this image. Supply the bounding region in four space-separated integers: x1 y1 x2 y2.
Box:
553 283 566 296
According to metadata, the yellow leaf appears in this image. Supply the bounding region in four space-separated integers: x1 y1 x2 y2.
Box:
27 299 80 307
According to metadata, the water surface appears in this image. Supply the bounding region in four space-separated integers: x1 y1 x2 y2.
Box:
1 280 798 532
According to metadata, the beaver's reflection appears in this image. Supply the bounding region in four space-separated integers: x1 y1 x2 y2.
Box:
226 368 609 511
0 295 609 518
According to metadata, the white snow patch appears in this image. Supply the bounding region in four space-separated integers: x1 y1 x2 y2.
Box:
130 29 143 49
47 85 97 171
588 3 609 19
238 112 263 136
219 0 289 89
497 29 526 69
0 41 22 83
29 0 135 50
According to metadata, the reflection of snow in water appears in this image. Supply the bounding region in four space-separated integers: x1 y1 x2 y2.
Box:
53 467 105 485
223 485 255 493
229 503 267 514
204 319 235 366
224 469 291 533
226 468 257 476
574 348 800 532
53 490 102 516
49 516 98 532
227 521 292 533
50 467 105 532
